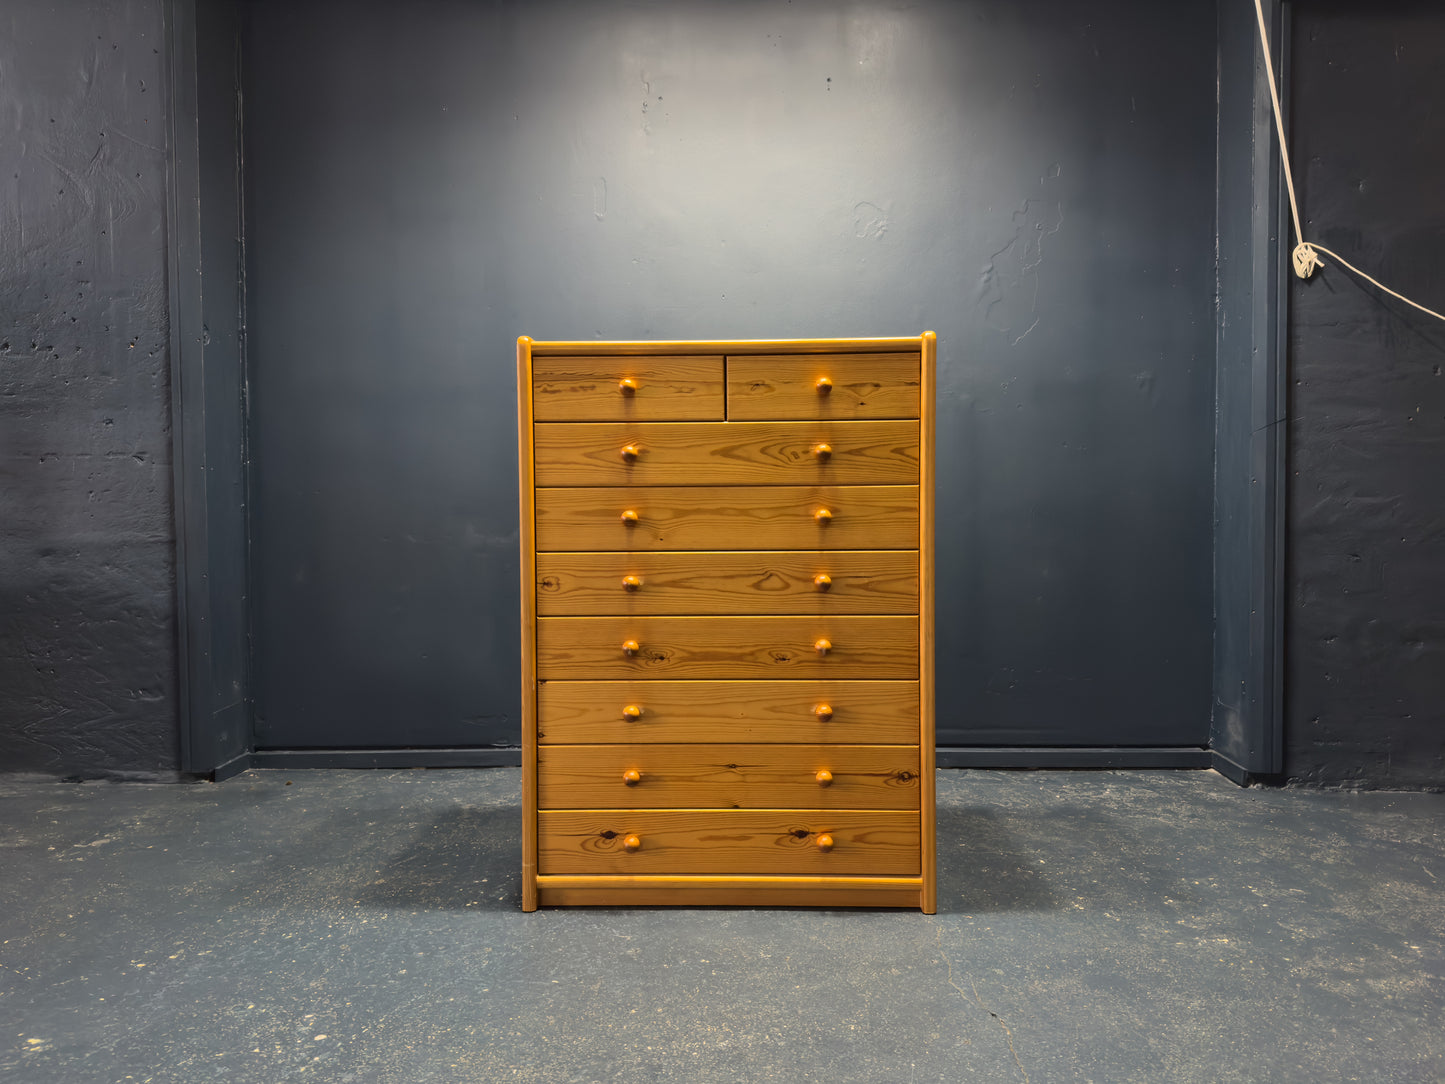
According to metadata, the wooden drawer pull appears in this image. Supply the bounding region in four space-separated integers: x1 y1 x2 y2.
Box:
813 573 832 591
622 769 642 786
812 442 832 461
815 833 835 852
620 443 641 462
814 507 833 524
813 703 834 722
620 508 640 525
623 834 642 853
618 377 638 395
622 575 643 591
622 704 644 721
815 769 833 787
814 638 832 655
816 376 832 394
622 639 641 656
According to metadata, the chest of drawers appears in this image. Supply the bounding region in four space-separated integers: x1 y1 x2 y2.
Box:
517 335 936 911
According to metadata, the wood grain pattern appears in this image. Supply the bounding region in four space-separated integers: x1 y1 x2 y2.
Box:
537 810 921 875
535 551 919 615
529 338 924 356
727 353 921 420
534 485 920 552
520 333 935 912
535 875 925 909
536 616 919 679
517 336 539 912
537 744 921 809
920 330 938 914
532 355 725 421
533 421 919 486
536 680 921 744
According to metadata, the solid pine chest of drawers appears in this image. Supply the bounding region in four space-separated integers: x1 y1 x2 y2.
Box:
516 335 936 911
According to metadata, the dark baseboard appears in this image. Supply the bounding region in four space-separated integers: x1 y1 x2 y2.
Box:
1210 750 1254 786
212 751 253 782
220 746 1220 777
935 747 1213 770
240 748 524 771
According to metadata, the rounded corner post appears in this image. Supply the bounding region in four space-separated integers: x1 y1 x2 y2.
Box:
517 335 539 912
919 330 938 915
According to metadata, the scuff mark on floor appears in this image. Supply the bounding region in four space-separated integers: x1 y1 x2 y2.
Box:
936 926 1030 1083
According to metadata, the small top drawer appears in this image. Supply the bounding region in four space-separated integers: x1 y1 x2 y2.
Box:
533 355 725 421
727 353 921 420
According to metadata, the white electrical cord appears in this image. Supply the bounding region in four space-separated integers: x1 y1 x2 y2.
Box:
1253 0 1445 323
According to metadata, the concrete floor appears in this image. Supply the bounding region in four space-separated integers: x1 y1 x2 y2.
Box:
1 769 1442 1084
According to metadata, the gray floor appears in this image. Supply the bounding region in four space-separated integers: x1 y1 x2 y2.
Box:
1 769 1442 1084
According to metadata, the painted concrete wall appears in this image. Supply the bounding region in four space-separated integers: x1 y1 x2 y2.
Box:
242 0 1219 753
0 0 179 777
1285 5 1445 789
1 0 1442 786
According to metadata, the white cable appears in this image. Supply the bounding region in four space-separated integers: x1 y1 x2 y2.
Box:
1252 0 1445 323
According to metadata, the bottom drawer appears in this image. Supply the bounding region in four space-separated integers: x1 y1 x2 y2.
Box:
534 874 925 909
537 810 920 876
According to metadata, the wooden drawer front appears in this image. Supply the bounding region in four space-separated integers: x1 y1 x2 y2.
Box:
727 353 921 420
538 744 920 810
536 616 918 680
533 877 925 910
534 485 920 552
532 421 918 486
538 810 920 876
537 680 921 744
532 355 725 421
536 551 919 616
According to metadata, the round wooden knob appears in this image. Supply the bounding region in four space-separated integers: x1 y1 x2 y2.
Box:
618 377 638 395
814 508 833 524
813 573 832 591
813 442 832 461
814 638 832 655
816 833 835 852
622 639 640 656
620 509 640 525
622 769 641 786
816 376 833 394
815 769 833 787
622 704 644 721
813 703 833 721
622 575 643 591
620 444 641 462
623 834 642 852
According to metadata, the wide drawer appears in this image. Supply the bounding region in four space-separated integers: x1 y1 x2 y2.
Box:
531 355 725 421
533 875 925 909
537 809 921 876
536 680 921 744
535 550 919 615
532 420 919 486
536 615 919 679
726 352 921 420
534 485 920 552
538 744 920 809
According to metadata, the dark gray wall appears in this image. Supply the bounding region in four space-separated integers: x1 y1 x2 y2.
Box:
5 0 1441 786
1212 0 1285 776
170 0 252 773
0 0 180 778
243 0 1219 753
1285 3 1445 788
